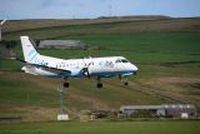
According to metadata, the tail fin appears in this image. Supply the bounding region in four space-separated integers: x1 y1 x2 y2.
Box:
20 36 39 63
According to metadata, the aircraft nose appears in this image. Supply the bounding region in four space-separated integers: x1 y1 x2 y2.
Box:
131 64 138 74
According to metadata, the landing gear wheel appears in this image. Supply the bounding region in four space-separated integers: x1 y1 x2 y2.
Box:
124 82 128 86
120 77 129 86
97 83 103 88
97 77 103 88
63 82 69 88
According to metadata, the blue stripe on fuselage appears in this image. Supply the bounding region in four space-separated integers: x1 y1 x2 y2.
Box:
90 70 135 77
43 70 136 78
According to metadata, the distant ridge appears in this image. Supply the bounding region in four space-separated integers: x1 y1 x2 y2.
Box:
2 15 200 34
97 15 171 20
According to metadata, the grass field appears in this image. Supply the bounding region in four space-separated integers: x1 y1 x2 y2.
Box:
0 121 200 134
0 17 200 124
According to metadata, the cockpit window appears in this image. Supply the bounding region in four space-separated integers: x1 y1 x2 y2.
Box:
115 58 129 63
115 59 121 63
121 59 129 63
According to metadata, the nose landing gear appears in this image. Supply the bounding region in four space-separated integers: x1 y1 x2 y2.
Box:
124 81 128 86
119 75 129 86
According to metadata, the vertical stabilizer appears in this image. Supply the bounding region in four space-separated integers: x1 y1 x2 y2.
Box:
20 36 39 63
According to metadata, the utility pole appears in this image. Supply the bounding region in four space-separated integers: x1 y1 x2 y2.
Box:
58 84 65 114
57 84 69 121
0 19 7 41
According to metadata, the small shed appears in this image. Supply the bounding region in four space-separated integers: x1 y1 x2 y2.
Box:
120 104 197 118
163 104 197 118
38 40 87 49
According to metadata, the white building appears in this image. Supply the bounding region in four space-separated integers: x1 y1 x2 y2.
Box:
38 40 87 49
120 104 197 118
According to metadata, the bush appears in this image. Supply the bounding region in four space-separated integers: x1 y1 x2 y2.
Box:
0 40 17 49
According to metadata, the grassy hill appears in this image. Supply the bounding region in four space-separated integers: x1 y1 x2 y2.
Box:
3 15 171 33
0 17 200 122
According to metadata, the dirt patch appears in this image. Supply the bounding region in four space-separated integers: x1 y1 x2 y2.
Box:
12 105 58 122
0 104 59 122
142 76 200 109
160 61 200 67
156 77 200 87
189 83 200 89
0 71 59 91
68 93 110 110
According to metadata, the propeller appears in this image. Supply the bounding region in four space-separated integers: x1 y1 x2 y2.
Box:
81 67 90 77
81 62 92 78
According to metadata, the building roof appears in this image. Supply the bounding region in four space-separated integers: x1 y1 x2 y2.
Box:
120 104 196 111
38 40 86 49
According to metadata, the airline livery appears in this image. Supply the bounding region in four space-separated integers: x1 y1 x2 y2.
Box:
20 36 138 88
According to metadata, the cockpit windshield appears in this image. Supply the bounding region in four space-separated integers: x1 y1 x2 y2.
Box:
115 58 129 63
121 59 129 63
115 59 121 63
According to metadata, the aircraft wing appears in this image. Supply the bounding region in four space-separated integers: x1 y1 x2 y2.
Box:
16 58 71 74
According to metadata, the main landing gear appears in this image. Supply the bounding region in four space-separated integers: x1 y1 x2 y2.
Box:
62 76 128 89
97 77 103 88
62 77 104 88
63 77 69 88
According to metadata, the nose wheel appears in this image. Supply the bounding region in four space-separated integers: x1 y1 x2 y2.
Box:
124 81 128 86
119 75 129 86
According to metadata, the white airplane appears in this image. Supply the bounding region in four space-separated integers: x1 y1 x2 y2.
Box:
20 36 138 88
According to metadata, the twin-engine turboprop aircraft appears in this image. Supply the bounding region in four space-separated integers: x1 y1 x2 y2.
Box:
20 36 138 88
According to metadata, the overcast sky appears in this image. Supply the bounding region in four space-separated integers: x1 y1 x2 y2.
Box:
0 0 200 19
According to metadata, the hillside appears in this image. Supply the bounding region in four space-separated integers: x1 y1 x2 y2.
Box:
2 15 171 32
0 16 200 122
2 16 200 40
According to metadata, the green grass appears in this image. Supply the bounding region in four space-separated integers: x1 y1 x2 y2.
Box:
40 32 200 61
0 18 200 122
0 32 200 108
38 32 200 79
4 18 200 40
3 32 200 72
0 59 22 70
0 77 57 106
0 121 199 134
60 32 200 53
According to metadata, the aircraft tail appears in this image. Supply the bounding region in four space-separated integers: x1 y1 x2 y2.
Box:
20 36 40 63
